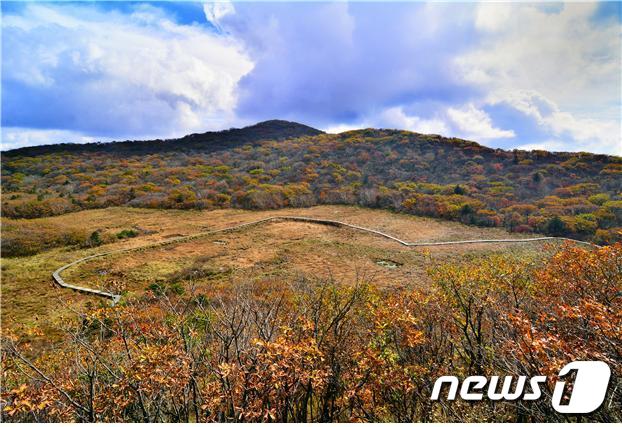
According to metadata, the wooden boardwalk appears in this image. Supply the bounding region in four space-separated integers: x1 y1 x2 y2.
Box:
52 216 598 305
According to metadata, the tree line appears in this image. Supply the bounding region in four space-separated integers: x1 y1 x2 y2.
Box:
3 128 621 245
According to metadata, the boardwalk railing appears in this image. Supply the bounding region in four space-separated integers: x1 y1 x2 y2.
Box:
52 216 599 305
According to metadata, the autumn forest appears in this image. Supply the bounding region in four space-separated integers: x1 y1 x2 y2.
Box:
1 120 621 422
3 121 622 252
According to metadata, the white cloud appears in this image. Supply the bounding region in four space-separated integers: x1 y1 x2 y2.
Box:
488 90 621 155
459 3 620 105
516 140 571 153
0 126 192 151
2 3 254 140
457 3 621 153
1 127 102 150
514 137 620 156
325 104 513 143
203 1 236 30
324 107 449 136
324 123 368 134
446 104 515 141
378 107 450 135
474 2 513 32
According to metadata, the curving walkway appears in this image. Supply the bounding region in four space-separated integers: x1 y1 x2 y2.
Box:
52 215 599 305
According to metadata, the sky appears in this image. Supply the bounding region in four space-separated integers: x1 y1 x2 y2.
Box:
1 1 621 154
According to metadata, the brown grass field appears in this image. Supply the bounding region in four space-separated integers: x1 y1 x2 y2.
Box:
2 205 560 348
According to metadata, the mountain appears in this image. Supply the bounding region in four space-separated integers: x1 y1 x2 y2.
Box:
2 122 621 244
2 120 324 157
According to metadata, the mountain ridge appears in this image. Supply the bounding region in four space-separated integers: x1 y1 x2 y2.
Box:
4 119 618 159
2 119 324 157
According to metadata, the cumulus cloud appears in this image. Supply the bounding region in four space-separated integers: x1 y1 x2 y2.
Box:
457 2 621 154
324 106 449 136
487 90 620 154
217 2 476 126
325 104 513 143
446 104 515 141
215 2 618 153
2 2 619 154
378 107 450 135
2 2 253 141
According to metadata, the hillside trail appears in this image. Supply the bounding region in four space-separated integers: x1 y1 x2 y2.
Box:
52 215 599 305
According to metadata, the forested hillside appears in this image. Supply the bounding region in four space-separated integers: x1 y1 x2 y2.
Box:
3 120 621 243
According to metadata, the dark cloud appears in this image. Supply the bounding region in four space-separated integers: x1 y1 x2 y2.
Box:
220 2 481 128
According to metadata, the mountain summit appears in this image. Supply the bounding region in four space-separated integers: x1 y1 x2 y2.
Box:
237 120 324 138
182 120 323 144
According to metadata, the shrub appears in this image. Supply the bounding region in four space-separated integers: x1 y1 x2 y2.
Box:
87 231 102 247
116 229 138 239
545 216 567 236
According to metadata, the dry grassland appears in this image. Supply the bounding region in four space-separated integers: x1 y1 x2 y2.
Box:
2 205 558 347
